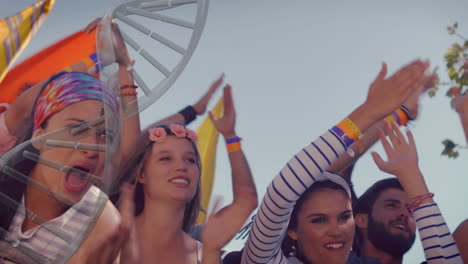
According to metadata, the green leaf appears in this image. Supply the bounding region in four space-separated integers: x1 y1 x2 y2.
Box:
442 139 457 149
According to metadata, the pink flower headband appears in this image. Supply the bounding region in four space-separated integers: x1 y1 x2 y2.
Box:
149 123 198 143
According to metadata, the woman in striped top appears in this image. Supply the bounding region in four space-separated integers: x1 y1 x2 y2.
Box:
240 59 449 264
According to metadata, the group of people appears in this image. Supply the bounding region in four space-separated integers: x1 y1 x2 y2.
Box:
0 20 467 264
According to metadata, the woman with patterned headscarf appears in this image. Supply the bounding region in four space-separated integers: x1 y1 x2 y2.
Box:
0 71 121 264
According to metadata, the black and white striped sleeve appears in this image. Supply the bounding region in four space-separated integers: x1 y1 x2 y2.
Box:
241 130 347 264
414 203 462 264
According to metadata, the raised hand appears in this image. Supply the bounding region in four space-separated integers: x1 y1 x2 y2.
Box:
209 84 236 139
192 74 224 115
371 121 429 198
201 186 257 263
364 60 429 120
402 72 438 120
371 121 419 176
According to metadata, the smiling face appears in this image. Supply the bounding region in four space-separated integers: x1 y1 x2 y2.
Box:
139 136 200 205
287 188 354 264
31 100 106 202
367 188 416 257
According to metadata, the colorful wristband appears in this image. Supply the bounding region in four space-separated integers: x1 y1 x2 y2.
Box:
178 105 197 124
226 136 242 144
386 106 411 126
227 141 241 152
121 84 138 90
331 118 362 148
121 91 138 96
407 192 434 212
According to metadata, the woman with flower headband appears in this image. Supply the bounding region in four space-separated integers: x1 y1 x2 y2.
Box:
238 59 456 264
113 85 258 264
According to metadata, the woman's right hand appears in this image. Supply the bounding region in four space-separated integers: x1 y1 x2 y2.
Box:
451 86 468 114
209 84 237 139
363 60 429 120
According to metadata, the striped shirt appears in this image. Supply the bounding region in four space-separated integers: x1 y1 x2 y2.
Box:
7 185 107 264
413 203 462 263
240 129 461 264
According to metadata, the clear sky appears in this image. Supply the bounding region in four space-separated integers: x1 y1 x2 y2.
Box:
2 0 468 263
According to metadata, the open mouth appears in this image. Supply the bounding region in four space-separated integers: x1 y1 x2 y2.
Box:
324 242 344 249
168 177 190 187
64 166 91 193
393 224 408 232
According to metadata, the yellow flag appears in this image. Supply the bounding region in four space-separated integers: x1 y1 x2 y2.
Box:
196 98 223 224
0 0 55 82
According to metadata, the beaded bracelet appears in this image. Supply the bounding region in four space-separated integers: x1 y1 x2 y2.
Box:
121 84 138 90
121 91 138 96
407 192 434 212
331 118 362 148
226 136 242 152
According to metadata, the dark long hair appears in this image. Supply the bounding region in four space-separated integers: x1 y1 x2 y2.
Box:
111 124 202 233
281 180 350 262
0 73 70 235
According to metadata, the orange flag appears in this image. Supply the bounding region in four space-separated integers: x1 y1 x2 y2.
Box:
0 29 97 104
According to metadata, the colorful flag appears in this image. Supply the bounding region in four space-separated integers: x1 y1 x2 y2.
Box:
0 28 96 104
0 0 55 83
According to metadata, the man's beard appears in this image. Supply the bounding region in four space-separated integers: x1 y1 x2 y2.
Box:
367 216 416 258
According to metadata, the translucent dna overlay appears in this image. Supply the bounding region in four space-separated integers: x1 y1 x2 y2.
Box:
0 0 209 262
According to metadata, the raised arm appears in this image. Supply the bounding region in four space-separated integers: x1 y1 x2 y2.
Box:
241 60 429 264
328 72 437 180
372 121 462 264
450 87 468 144
202 85 258 264
146 75 224 128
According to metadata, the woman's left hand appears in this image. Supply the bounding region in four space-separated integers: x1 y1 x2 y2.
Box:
209 84 236 139
371 121 419 176
192 74 224 115
371 121 430 198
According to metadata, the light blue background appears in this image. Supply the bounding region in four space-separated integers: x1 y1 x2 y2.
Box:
2 1 467 263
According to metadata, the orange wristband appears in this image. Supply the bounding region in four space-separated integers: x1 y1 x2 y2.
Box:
227 141 241 152
121 91 138 96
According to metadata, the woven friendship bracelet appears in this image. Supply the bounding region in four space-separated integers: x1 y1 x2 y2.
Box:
407 192 434 212
121 84 138 90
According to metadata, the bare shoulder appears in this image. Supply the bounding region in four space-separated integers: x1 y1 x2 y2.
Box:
67 201 120 263
454 219 468 263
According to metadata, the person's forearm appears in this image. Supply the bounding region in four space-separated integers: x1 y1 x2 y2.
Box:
119 65 140 162
224 134 257 201
328 119 385 180
458 112 468 145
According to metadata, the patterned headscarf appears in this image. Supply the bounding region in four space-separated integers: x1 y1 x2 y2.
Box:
33 72 118 131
